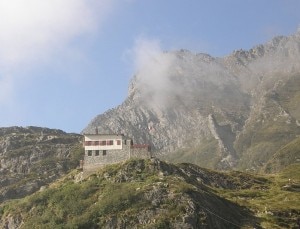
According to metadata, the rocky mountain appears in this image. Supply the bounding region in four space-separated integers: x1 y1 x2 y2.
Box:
1 159 299 228
0 126 83 203
83 30 300 172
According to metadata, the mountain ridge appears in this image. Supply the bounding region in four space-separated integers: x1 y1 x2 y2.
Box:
83 31 300 172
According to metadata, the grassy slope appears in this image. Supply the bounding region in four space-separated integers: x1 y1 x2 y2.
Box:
217 163 300 228
263 137 300 173
1 159 299 228
235 74 300 171
276 74 300 121
161 137 221 169
0 159 257 229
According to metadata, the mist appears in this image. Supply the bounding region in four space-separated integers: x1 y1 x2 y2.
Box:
132 38 177 108
131 38 243 111
131 30 300 113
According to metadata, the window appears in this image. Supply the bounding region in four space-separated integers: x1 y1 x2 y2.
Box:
107 140 114 145
102 150 107 156
85 141 92 146
100 141 106 146
93 141 99 146
87 150 92 156
117 140 121 145
95 150 100 156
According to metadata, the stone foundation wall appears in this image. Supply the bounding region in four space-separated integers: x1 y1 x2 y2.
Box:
130 147 152 159
83 144 152 172
83 144 131 170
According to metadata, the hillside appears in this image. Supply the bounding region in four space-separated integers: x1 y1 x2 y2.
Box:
1 159 299 228
0 126 83 203
263 137 300 173
83 31 300 172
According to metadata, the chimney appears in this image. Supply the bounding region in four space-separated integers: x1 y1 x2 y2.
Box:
95 127 99 135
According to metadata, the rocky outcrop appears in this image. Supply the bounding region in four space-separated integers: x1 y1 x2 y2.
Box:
207 114 237 168
0 159 260 228
0 126 83 203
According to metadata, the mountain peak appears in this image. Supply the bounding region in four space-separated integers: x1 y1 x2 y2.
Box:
83 31 300 172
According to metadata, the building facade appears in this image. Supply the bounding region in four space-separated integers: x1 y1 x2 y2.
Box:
83 134 152 171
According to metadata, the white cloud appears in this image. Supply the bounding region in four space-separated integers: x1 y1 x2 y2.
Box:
0 0 113 68
0 0 115 104
132 37 176 108
133 37 163 73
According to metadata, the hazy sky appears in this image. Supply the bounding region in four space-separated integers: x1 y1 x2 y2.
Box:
0 0 299 133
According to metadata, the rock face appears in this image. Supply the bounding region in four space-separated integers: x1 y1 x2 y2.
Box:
83 31 300 171
0 126 83 203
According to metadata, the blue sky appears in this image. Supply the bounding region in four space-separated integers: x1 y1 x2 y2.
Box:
0 0 299 133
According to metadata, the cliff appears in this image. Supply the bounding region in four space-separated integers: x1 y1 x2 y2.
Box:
83 31 300 172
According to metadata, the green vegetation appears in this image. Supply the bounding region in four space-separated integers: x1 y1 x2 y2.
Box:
162 137 220 168
236 114 297 169
0 159 260 228
276 74 300 120
0 163 180 227
232 74 300 172
0 127 83 204
217 163 300 228
263 137 300 173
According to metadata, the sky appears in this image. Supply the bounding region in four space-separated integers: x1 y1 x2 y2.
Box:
0 0 300 133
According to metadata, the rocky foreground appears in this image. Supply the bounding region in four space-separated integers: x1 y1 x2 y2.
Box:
1 158 299 228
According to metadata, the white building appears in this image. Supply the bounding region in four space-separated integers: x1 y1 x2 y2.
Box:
82 133 151 171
